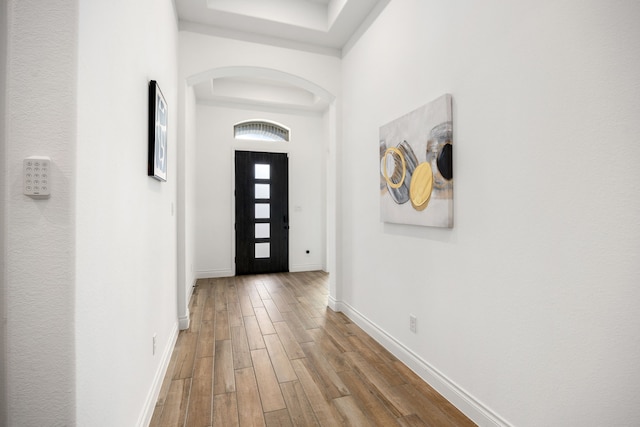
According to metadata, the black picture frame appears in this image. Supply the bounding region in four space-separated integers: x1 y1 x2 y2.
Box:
148 80 167 181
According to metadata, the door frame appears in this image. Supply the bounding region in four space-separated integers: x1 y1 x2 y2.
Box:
230 146 291 276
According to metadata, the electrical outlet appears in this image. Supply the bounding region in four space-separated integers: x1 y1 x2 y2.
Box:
409 315 417 333
153 334 157 355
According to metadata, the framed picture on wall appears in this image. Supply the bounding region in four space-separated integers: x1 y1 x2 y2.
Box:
380 94 453 227
148 80 168 181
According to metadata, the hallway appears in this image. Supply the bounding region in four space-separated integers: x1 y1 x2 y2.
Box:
150 272 475 426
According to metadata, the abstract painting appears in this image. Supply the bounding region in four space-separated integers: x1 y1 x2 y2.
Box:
380 94 453 227
148 80 168 181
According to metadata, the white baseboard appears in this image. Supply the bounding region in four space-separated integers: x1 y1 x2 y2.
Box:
137 321 179 427
178 308 190 330
335 300 511 427
327 294 339 311
196 269 233 279
187 277 197 301
178 278 197 331
290 263 323 273
196 266 324 276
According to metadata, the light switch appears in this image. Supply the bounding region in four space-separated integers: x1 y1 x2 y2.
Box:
24 156 51 198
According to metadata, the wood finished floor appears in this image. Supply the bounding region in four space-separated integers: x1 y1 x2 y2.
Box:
150 271 476 427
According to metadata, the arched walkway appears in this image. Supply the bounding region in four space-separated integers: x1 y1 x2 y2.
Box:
177 66 340 330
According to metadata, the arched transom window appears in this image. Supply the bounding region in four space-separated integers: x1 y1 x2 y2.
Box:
234 120 290 142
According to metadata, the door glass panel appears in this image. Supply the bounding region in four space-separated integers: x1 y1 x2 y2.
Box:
255 164 270 180
255 242 270 258
255 183 270 199
255 203 270 219
255 223 270 239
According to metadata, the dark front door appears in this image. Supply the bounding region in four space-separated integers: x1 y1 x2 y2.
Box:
235 151 289 275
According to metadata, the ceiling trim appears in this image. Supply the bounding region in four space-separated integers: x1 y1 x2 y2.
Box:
342 0 390 56
186 66 336 103
179 20 342 58
196 97 325 117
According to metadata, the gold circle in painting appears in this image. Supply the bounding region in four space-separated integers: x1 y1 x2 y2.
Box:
410 162 433 211
382 147 406 189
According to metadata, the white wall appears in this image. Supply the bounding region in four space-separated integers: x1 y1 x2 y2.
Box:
195 105 326 277
4 1 77 425
179 32 341 94
340 1 640 426
76 1 179 426
0 0 8 423
177 85 198 329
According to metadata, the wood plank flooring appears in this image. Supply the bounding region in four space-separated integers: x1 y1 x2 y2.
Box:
150 271 476 427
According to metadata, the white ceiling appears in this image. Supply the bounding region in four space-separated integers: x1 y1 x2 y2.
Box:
176 0 388 113
177 0 385 55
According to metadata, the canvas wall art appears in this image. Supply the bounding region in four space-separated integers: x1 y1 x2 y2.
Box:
148 80 168 181
380 94 453 227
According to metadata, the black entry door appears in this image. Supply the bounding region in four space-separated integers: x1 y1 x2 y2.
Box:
235 151 289 275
